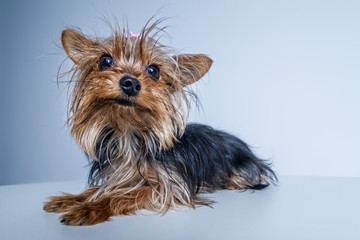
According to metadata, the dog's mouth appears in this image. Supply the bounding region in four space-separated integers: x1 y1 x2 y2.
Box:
114 98 137 107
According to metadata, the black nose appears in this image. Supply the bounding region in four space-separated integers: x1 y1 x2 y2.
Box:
119 77 141 97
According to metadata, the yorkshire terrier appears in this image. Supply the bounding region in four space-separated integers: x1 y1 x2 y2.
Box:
43 20 277 226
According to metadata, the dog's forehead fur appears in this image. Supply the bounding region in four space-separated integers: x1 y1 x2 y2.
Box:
85 34 172 75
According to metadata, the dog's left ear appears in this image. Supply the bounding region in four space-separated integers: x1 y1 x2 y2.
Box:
174 54 213 86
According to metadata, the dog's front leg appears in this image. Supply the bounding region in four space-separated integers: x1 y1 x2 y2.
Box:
59 186 155 226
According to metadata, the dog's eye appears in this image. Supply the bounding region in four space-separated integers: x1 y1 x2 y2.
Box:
146 64 160 81
98 54 114 71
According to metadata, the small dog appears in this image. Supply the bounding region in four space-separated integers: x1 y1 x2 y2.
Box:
44 19 277 226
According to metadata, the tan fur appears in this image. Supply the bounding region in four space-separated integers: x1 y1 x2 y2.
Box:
43 188 99 213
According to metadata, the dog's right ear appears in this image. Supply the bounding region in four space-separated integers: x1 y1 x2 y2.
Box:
61 29 95 64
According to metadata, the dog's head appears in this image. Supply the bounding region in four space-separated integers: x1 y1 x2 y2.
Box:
61 20 212 158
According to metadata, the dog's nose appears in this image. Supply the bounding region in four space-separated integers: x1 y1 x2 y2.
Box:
119 77 141 97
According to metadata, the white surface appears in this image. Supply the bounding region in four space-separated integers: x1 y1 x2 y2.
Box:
1 176 359 240
1 0 360 185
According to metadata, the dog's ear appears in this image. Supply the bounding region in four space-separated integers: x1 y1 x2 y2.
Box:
174 54 213 86
61 29 95 64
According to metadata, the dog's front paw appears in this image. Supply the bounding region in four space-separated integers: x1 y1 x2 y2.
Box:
59 202 112 226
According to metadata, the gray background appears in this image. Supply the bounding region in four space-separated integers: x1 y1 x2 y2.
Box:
1 0 359 185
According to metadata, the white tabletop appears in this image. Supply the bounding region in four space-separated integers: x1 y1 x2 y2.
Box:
0 176 359 240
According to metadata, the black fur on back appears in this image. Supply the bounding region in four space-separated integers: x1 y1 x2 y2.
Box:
88 123 277 194
155 123 277 196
